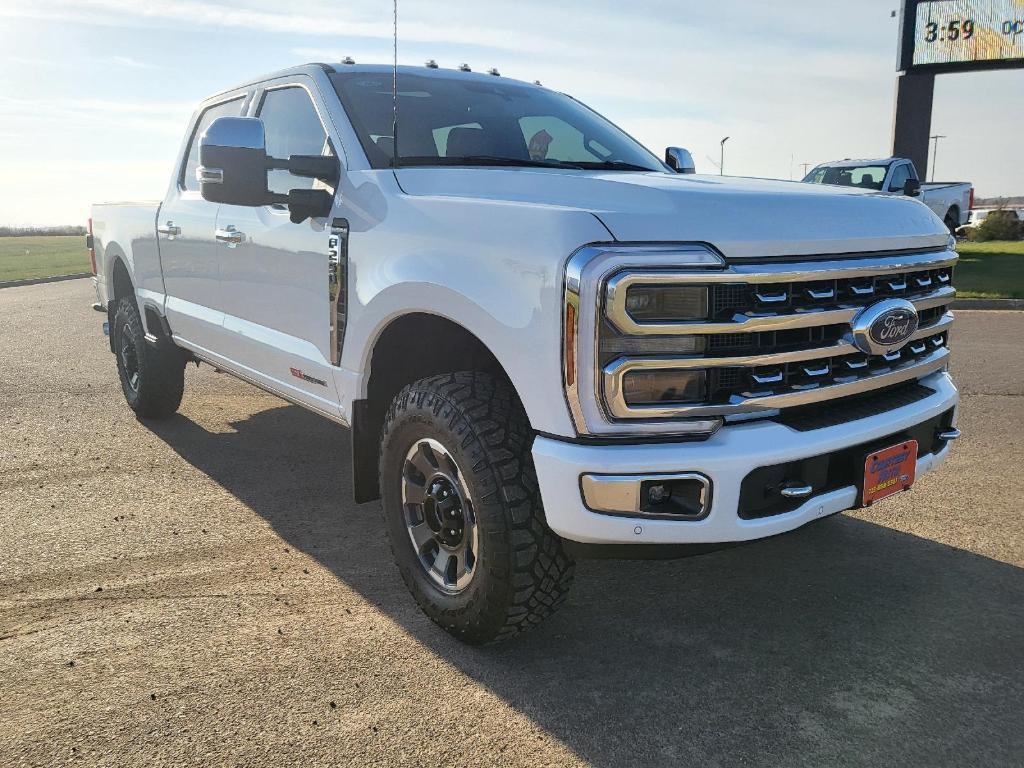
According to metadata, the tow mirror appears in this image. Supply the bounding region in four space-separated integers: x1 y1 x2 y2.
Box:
903 178 922 197
198 117 270 206
198 116 339 222
665 147 696 174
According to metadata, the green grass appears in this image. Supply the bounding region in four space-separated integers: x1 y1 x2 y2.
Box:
955 241 1024 299
0 235 91 282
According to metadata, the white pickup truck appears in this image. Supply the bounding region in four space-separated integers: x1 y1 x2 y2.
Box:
802 158 973 234
89 63 960 643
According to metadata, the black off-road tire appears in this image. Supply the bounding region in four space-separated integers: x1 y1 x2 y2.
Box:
944 207 960 235
380 371 575 644
112 296 185 419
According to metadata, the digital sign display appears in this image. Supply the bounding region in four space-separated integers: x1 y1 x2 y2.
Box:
908 0 1024 69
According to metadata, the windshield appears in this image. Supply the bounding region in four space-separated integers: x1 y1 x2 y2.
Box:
803 164 890 191
330 71 666 172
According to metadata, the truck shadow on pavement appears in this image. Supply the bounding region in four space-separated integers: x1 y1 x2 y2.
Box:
149 403 1024 767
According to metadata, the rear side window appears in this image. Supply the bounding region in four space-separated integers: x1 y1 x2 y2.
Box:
181 98 245 191
257 86 332 195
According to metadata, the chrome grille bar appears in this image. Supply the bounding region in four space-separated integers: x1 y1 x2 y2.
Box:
608 283 954 336
603 312 953 372
604 347 950 420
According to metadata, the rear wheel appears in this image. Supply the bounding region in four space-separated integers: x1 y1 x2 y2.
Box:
112 296 185 419
944 207 960 235
379 371 575 644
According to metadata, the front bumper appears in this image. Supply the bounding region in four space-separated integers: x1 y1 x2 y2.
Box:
533 371 958 546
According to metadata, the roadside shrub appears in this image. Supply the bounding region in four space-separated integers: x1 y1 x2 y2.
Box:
966 210 1023 242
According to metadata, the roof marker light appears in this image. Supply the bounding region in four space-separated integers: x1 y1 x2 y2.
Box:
425 59 438 68
458 63 471 72
341 56 355 65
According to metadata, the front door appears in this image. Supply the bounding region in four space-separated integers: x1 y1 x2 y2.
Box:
214 80 341 417
160 95 246 353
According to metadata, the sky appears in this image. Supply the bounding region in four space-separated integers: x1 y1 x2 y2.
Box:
0 0 1022 226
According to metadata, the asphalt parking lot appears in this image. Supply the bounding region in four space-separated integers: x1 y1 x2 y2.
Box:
2 279 1022 767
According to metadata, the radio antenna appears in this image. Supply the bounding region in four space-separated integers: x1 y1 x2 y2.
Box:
392 0 399 168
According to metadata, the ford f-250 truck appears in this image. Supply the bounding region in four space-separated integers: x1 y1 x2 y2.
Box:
89 62 960 644
802 157 973 234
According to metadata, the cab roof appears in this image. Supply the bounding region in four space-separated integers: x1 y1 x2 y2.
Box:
206 62 541 101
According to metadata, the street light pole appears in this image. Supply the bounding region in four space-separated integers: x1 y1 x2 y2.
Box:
720 136 730 176
929 134 946 182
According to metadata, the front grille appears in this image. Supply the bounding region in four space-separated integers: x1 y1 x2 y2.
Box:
710 265 952 320
706 331 948 404
599 249 957 423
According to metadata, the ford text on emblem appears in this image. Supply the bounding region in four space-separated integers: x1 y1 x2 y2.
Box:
849 298 920 356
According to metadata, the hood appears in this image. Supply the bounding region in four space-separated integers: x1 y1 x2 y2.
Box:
395 168 951 259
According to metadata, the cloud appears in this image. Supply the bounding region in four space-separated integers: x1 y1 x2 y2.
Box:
110 54 164 70
0 0 585 54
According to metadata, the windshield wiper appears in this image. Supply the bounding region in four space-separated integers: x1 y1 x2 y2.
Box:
398 155 584 170
574 160 657 172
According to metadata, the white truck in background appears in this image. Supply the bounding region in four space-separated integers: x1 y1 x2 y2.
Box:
89 62 960 644
802 158 973 233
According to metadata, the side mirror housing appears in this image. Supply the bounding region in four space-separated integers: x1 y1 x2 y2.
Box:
903 178 922 197
198 117 270 206
198 116 339 222
665 147 696 174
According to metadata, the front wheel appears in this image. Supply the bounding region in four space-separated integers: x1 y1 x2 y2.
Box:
379 372 575 644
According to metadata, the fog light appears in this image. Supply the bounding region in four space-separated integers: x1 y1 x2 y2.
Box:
581 473 712 520
647 483 670 504
623 369 706 406
625 285 708 321
639 478 708 517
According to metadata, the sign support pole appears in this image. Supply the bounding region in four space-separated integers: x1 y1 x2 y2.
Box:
891 71 935 180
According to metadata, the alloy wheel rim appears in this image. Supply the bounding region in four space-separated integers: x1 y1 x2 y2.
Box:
119 329 141 393
401 438 478 593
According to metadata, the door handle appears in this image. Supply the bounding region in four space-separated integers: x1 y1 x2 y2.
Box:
215 226 244 248
157 221 181 239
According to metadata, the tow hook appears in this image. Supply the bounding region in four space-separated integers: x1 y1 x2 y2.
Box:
937 428 961 441
780 482 813 499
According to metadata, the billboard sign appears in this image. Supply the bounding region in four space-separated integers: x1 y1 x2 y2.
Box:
899 0 1024 72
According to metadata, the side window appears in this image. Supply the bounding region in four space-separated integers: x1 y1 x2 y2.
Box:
518 116 609 163
257 86 332 195
889 163 911 192
181 98 245 192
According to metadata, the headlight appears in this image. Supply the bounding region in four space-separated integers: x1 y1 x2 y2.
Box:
622 369 707 406
563 243 726 437
624 285 708 322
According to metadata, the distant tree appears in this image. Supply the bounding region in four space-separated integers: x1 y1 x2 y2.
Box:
0 225 87 237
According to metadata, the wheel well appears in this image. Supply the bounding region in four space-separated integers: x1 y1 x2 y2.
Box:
351 313 520 503
111 257 133 302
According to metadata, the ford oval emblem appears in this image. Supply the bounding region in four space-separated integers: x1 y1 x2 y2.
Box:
850 299 919 356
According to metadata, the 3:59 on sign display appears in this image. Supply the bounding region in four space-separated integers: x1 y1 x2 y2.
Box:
911 0 1024 68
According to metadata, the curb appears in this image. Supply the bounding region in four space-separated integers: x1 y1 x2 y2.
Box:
0 272 91 290
953 298 1024 311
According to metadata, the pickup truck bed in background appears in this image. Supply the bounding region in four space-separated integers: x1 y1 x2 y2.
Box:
803 157 972 232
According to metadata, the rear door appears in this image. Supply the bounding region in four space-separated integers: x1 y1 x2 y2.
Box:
160 95 247 353
213 78 342 416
